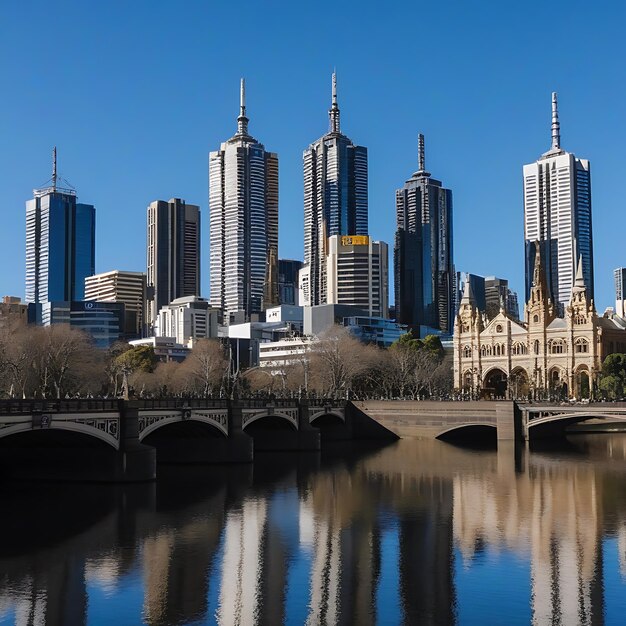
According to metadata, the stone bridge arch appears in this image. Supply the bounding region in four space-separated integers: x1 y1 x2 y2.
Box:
241 408 299 431
528 412 626 439
435 423 497 442
138 409 229 441
0 412 121 449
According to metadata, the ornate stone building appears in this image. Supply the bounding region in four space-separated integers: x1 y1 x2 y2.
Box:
454 244 626 399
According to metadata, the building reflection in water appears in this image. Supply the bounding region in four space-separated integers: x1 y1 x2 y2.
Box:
2 436 626 624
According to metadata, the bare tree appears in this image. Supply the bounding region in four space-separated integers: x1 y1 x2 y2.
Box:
178 339 228 397
35 325 100 398
308 326 375 398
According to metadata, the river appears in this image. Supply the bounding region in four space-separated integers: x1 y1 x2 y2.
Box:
2 435 626 625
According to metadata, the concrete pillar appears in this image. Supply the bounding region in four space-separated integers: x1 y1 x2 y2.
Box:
495 401 523 444
226 401 254 462
117 401 156 481
296 401 321 451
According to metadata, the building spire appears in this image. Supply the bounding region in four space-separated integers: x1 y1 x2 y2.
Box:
551 91 561 151
416 133 430 176
533 240 543 287
573 255 586 292
52 146 57 192
237 78 249 136
329 71 340 134
460 275 476 306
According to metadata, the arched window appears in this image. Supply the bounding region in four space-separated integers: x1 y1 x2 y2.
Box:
533 315 539 323
512 342 527 356
463 371 473 388
575 338 589 353
463 345 472 358
550 340 565 354
534 340 540 355
574 315 586 325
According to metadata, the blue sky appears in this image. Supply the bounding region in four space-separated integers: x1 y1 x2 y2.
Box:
1 0 625 309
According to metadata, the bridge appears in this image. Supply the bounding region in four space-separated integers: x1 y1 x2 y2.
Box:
352 400 626 444
0 398 395 482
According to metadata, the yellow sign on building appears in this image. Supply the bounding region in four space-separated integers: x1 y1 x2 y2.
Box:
341 235 369 246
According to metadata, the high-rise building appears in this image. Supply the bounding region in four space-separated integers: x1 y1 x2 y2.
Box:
278 259 303 306
615 267 626 318
25 149 95 304
395 135 454 335
456 273 487 316
85 270 147 336
209 79 278 322
146 198 200 331
326 235 388 318
484 276 520 320
523 93 593 314
303 73 368 306
456 273 519 321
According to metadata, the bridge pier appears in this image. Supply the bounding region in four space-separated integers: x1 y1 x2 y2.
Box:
116 403 156 482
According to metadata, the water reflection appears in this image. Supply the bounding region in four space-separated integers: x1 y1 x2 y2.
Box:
1 437 626 625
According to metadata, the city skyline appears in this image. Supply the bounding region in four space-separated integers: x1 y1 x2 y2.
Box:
2 2 625 310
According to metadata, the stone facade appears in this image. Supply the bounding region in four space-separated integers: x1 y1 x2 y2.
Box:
454 244 626 399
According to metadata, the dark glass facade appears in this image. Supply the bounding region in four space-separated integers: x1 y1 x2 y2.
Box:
278 259 303 306
25 191 95 303
395 159 454 334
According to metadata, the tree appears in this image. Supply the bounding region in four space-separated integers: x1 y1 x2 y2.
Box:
114 344 157 398
308 326 376 398
178 339 228 397
33 325 100 399
599 353 626 400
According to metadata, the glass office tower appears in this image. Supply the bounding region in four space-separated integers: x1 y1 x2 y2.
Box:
395 134 454 335
25 151 95 303
523 93 593 313
303 73 368 305
209 79 279 321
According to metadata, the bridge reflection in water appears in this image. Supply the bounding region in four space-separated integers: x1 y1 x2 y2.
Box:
2 437 626 624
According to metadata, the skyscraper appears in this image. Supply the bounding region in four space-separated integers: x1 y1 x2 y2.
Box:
209 79 279 322
146 198 200 330
278 259 303 306
25 148 95 303
326 235 388 318
394 135 454 335
303 73 368 306
523 92 593 314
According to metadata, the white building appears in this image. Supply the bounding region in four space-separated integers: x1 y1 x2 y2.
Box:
155 296 218 347
298 265 311 307
209 79 278 322
523 92 593 314
129 336 190 362
326 235 388 318
85 270 146 336
259 336 314 368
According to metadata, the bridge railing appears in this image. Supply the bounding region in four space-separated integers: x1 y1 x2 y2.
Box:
130 398 228 410
0 399 121 414
0 397 350 415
